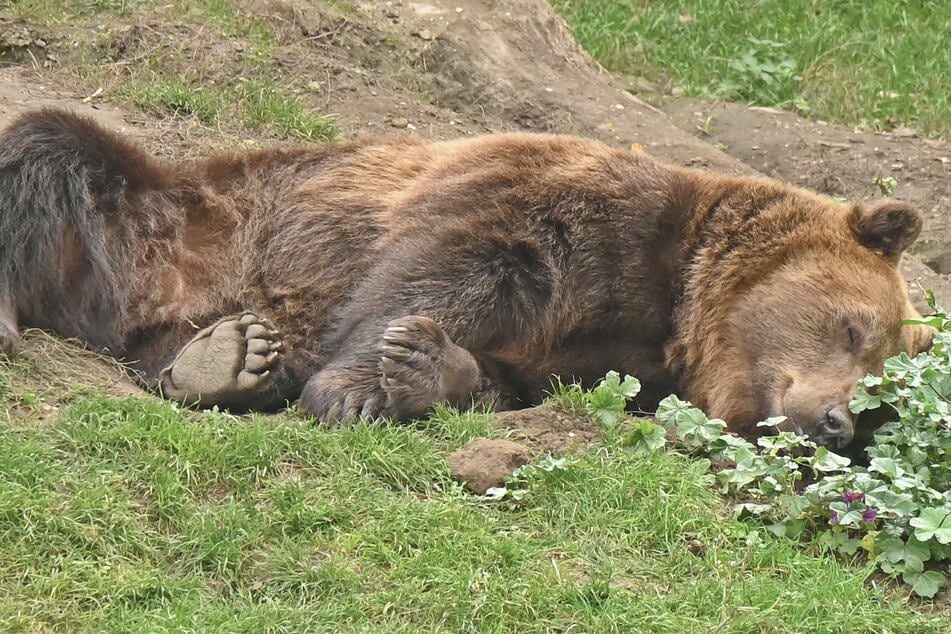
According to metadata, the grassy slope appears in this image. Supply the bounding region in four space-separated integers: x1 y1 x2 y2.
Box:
551 0 951 137
7 0 336 142
1 389 945 633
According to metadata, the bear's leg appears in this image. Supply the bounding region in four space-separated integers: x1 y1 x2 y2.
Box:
300 219 555 423
158 312 295 410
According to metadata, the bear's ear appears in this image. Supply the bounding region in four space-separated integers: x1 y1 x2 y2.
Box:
847 200 922 262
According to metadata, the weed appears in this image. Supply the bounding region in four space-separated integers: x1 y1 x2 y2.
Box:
717 37 800 104
695 112 715 136
546 376 588 410
127 78 223 123
873 176 898 197
240 81 337 141
6 0 138 23
582 370 640 428
645 292 951 598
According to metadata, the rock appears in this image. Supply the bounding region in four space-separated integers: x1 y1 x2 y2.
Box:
446 438 532 495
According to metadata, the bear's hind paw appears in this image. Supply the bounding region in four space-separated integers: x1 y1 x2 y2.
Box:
160 312 283 407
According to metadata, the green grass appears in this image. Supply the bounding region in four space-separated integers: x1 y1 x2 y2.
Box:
0 382 945 632
4 0 139 22
119 78 336 142
551 0 951 136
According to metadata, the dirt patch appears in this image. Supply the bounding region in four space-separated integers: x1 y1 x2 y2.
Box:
447 401 604 492
495 402 601 455
0 329 143 426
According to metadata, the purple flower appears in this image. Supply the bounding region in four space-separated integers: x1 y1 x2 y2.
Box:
842 492 865 507
862 508 878 523
830 511 840 525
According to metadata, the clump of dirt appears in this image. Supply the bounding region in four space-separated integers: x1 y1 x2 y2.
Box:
445 401 605 493
446 438 533 494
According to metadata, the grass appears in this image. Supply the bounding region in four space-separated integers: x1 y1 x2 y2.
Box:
0 356 947 632
8 0 337 142
121 78 335 141
551 0 951 137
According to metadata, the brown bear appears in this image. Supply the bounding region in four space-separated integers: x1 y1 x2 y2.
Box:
0 109 933 448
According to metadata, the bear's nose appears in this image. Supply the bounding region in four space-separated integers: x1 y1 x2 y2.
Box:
814 404 855 450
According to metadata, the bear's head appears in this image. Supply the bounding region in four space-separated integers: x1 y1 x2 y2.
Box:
682 198 933 450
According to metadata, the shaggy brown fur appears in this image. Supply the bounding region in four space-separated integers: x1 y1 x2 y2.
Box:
0 109 932 447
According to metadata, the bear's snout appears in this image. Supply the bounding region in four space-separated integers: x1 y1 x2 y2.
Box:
811 403 855 450
779 377 859 450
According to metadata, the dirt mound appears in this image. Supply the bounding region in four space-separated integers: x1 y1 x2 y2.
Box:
0 330 143 427
496 402 601 454
446 438 533 495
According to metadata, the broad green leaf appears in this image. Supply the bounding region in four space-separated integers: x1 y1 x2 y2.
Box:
867 489 917 517
869 457 903 479
849 388 882 413
904 570 945 598
654 394 691 424
777 493 813 519
734 502 772 517
585 386 626 428
910 507 951 544
616 374 641 399
623 420 666 453
811 446 851 472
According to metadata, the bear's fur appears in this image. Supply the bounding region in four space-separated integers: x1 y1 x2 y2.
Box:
0 109 932 448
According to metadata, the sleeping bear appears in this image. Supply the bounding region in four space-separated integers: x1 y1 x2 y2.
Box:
0 109 933 448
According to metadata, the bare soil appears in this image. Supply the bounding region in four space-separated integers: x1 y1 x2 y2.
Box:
1 0 949 453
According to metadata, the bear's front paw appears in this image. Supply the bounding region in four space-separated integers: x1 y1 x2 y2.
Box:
380 315 481 419
298 366 387 424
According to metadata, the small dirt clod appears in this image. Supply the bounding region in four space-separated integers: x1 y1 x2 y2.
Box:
446 438 532 495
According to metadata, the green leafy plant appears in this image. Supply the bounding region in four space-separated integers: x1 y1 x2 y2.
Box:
654 388 951 597
582 370 641 428
559 295 951 598
483 455 573 505
671 289 951 597
873 176 899 197
717 37 800 105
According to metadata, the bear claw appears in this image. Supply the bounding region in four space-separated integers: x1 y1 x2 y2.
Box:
299 369 387 423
